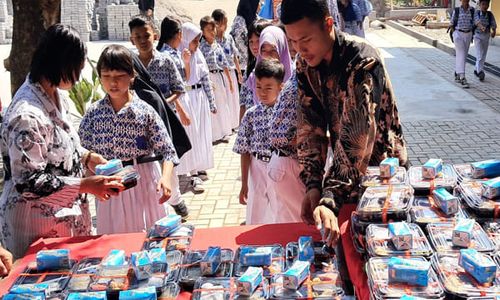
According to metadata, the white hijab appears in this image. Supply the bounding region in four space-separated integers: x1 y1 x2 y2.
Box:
178 22 209 85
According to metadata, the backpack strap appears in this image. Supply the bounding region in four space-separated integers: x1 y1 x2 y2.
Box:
453 7 460 27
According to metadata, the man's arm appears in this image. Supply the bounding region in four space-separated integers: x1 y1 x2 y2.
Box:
0 245 13 276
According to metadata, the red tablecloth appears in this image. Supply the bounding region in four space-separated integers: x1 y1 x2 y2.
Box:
0 223 326 296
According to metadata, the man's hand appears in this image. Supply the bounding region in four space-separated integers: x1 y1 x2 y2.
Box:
0 246 13 277
301 188 321 224
314 206 340 247
492 31 496 38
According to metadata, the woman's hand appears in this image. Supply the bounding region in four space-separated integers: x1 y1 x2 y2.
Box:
178 109 191 126
239 184 248 205
80 175 125 201
0 246 13 277
182 49 192 65
86 152 107 174
157 175 172 204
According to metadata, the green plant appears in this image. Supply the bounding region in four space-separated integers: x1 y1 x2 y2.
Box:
69 58 102 116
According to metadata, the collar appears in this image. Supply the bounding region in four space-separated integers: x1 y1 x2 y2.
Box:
314 29 344 77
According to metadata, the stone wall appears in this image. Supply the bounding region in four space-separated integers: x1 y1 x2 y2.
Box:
0 0 13 44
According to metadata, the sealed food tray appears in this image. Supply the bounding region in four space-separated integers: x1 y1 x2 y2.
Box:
143 224 194 252
356 185 414 223
285 241 338 271
234 244 285 279
432 253 500 298
453 163 476 183
192 277 235 300
365 223 434 258
360 166 408 189
483 222 500 250
408 164 457 194
271 272 344 299
157 282 181 300
456 181 500 219
137 250 183 293
66 258 102 292
367 256 445 299
178 248 234 292
410 196 469 229
426 222 495 254
11 260 75 296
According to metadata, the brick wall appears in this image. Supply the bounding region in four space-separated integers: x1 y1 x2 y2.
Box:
61 0 95 42
0 0 13 44
107 4 139 41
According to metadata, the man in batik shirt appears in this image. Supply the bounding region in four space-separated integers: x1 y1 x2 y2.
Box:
281 0 407 243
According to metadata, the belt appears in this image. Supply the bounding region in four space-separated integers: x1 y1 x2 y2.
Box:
185 83 202 91
252 153 271 163
210 69 223 74
123 155 163 167
458 29 472 33
271 148 289 157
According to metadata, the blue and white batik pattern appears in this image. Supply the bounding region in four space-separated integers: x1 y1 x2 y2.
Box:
79 94 179 164
161 44 187 81
269 74 299 159
451 6 474 31
230 15 248 70
199 38 230 71
239 80 255 108
144 49 186 98
218 33 239 70
233 103 274 157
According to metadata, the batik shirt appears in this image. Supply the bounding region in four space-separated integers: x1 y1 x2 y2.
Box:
296 31 408 208
199 37 230 72
79 94 179 165
161 44 187 81
233 103 274 157
218 33 240 70
0 78 91 257
230 15 249 71
239 79 256 108
451 6 474 31
474 10 497 39
269 73 299 159
144 49 186 99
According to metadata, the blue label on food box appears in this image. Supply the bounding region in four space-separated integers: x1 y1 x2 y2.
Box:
453 219 475 248
152 215 181 238
459 248 497 284
237 267 263 296
471 159 500 179
240 247 272 266
380 157 399 178
388 222 413 250
433 187 459 215
388 257 430 287
298 236 314 262
422 159 443 179
95 159 123 176
36 249 70 271
119 286 157 299
67 291 108 300
200 246 222 276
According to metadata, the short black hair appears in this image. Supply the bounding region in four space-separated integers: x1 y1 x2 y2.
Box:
280 0 330 25
200 16 216 30
96 45 134 77
157 16 182 51
128 14 156 32
211 9 228 23
255 58 285 82
479 0 490 4
29 24 86 86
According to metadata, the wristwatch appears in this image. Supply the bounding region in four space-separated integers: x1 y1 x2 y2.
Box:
319 197 340 216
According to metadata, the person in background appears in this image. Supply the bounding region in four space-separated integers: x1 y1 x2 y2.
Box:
0 245 13 277
230 0 261 84
473 0 497 81
79 45 179 234
338 0 363 37
353 0 372 37
212 9 243 131
0 24 124 258
233 59 285 224
199 16 234 143
138 0 155 17
449 0 475 88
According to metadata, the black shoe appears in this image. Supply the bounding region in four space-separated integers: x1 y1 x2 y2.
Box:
474 70 479 77
454 72 460 82
172 201 189 218
479 71 485 81
197 170 209 181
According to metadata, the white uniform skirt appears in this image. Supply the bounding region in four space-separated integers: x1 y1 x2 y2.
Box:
96 161 168 234
176 93 197 175
227 70 240 130
209 72 232 141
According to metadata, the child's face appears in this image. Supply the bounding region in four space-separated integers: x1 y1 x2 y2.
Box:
100 69 133 100
461 0 469 6
189 34 202 53
256 77 282 106
171 31 182 49
130 25 157 54
202 24 216 44
480 1 489 11
215 18 228 36
260 43 279 60
249 33 260 57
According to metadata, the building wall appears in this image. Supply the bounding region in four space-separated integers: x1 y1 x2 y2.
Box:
491 0 499 35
